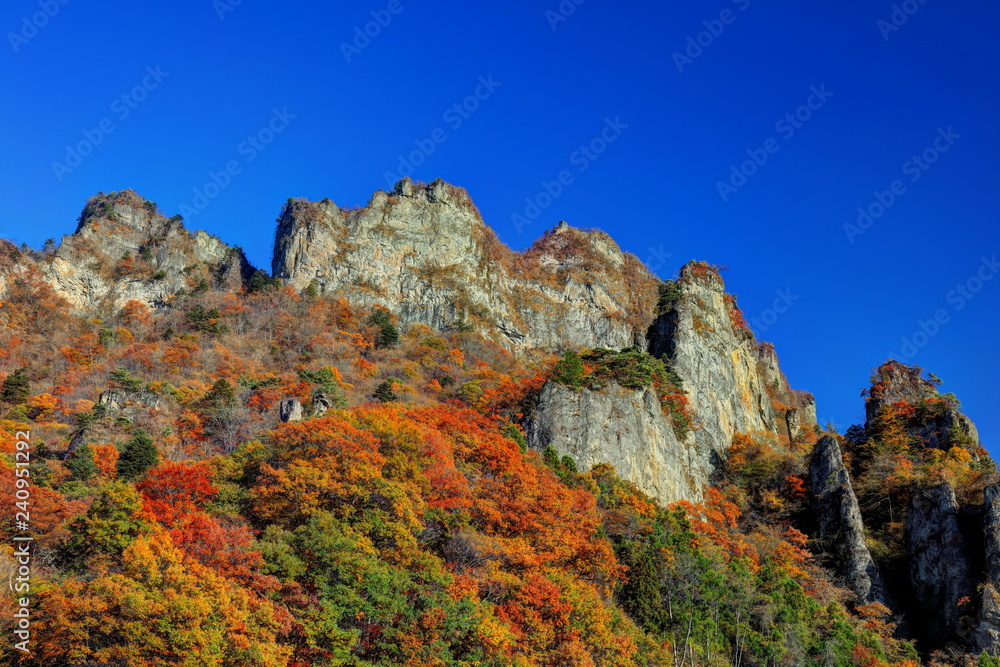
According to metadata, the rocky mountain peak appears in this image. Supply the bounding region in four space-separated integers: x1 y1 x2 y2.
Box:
39 189 253 314
73 189 168 235
677 259 726 288
864 360 981 450
865 360 939 422
271 180 659 351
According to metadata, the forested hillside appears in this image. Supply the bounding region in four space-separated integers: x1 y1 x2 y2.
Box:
0 186 993 666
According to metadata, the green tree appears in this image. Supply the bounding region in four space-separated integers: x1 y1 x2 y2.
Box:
202 378 237 410
109 368 145 391
67 443 98 481
117 429 160 481
56 481 151 570
368 308 399 348
1 367 30 405
247 269 281 293
373 380 398 403
187 304 228 336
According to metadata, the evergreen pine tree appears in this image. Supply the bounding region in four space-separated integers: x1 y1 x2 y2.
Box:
117 429 160 481
67 443 98 481
1 367 30 405
373 380 398 403
367 309 399 349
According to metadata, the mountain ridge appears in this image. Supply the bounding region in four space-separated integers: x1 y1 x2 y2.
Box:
0 180 993 664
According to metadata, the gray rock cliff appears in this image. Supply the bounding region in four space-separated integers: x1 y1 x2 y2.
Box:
43 190 253 314
271 178 660 351
906 483 976 644
526 380 702 504
976 485 1000 652
809 434 889 606
647 262 816 475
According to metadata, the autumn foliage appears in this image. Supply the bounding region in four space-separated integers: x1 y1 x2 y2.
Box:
0 233 931 666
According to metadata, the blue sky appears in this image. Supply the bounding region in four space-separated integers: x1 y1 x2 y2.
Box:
2 0 997 451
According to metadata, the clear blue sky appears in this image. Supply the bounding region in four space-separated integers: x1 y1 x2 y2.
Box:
2 0 997 451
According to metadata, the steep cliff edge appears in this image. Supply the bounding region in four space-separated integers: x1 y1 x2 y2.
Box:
43 190 253 313
809 434 889 606
647 262 817 473
272 178 659 351
526 380 702 504
905 483 976 645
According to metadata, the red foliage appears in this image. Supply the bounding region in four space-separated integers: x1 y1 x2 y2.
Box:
137 460 218 527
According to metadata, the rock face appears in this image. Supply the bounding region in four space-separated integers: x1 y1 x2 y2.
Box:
526 381 702 504
98 388 162 415
648 263 816 474
809 435 889 606
43 190 253 313
906 483 976 644
976 485 1000 652
272 178 660 351
524 262 817 506
865 360 980 449
279 398 303 423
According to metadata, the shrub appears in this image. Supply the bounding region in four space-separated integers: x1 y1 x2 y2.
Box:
500 422 528 453
552 350 585 388
656 281 683 312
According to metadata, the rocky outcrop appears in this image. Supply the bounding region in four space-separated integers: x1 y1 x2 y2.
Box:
97 389 160 411
271 178 660 351
525 381 702 504
647 263 816 471
809 435 889 606
279 398 303 423
44 190 253 314
311 392 335 418
976 485 1000 652
865 360 981 450
906 483 976 644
